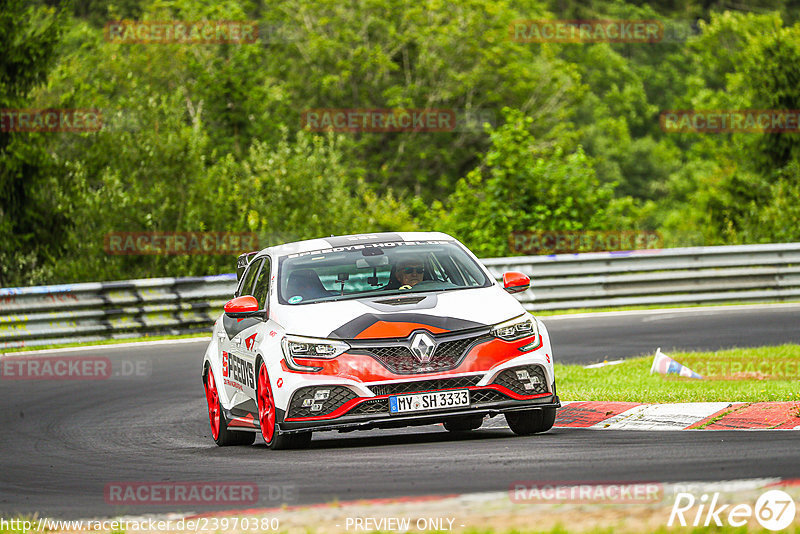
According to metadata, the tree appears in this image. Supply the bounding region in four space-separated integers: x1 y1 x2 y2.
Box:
263 0 583 197
434 109 635 257
0 0 67 286
658 11 800 245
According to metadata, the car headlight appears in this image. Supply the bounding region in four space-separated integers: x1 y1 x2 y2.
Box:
492 314 538 342
281 335 350 372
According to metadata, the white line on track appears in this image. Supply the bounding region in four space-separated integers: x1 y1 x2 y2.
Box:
590 402 734 430
0 336 210 357
540 302 800 321
583 359 625 368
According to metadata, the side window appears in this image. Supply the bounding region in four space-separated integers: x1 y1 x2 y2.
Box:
237 258 263 297
252 258 271 310
427 254 448 282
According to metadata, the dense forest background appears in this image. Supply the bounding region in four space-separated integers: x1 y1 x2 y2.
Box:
2 0 799 287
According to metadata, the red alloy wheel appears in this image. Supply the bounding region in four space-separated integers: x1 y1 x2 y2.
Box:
204 368 221 440
257 363 276 444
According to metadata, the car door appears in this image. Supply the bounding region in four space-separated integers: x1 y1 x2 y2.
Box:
224 256 272 407
219 257 264 405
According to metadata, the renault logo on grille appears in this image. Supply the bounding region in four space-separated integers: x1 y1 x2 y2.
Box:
410 332 436 363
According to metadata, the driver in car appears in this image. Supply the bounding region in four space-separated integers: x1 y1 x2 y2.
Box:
396 258 425 289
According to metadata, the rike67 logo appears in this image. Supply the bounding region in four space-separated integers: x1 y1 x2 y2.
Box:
669 489 796 531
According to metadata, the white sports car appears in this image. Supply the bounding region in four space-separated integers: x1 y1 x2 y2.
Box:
202 232 559 449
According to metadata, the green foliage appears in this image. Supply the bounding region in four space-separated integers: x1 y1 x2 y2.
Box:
232 130 418 243
3 0 800 286
434 109 635 257
743 24 800 170
263 0 583 196
657 11 800 246
735 161 800 244
0 0 68 286
49 120 419 282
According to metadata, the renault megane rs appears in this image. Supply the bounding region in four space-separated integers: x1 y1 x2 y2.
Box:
202 232 559 449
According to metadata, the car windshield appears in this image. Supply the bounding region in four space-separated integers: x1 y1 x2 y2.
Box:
277 240 492 305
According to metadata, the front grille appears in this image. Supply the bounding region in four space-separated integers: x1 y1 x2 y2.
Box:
436 335 492 359
349 399 390 415
493 365 548 395
354 332 492 375
287 386 357 418
368 375 482 396
470 389 509 403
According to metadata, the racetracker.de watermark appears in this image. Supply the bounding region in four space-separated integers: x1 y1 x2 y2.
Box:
7 517 281 533
104 232 258 255
0 109 102 132
510 20 664 43
301 109 496 133
509 230 662 255
689 359 800 379
661 110 800 133
510 481 663 503
302 109 454 132
104 20 258 44
104 482 260 506
0 356 151 380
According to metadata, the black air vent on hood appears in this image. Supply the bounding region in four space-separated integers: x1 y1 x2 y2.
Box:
373 296 427 306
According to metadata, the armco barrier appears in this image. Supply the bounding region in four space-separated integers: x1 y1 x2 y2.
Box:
1 243 799 349
483 242 800 311
0 275 236 349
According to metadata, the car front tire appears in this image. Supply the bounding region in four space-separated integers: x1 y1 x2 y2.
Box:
257 361 312 450
505 407 556 435
443 415 484 432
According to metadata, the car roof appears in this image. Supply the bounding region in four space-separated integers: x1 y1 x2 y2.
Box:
258 232 456 257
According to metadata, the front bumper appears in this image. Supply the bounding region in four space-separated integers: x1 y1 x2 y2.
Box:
278 392 560 434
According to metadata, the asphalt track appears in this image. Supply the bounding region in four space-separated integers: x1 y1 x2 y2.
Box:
546 303 800 364
1 305 799 519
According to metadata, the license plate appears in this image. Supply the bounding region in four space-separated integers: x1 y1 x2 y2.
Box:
389 389 470 414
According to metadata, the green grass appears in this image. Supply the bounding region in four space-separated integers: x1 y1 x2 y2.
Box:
534 299 800 316
555 526 798 533
455 527 800 534
556 344 800 403
0 332 209 354
541 527 798 534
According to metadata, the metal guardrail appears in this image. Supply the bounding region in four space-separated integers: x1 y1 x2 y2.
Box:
0 275 237 349
1 243 799 349
483 242 800 312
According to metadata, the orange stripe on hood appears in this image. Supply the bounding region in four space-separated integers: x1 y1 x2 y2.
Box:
355 321 449 339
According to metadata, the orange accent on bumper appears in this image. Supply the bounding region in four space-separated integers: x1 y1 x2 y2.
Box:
283 335 543 381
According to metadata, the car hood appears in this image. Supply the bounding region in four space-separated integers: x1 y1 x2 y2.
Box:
273 286 526 340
